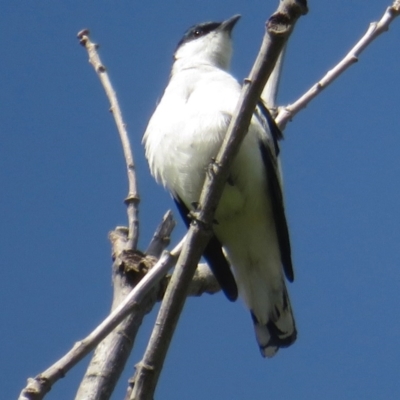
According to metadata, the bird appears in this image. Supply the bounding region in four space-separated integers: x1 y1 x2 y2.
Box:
143 14 296 357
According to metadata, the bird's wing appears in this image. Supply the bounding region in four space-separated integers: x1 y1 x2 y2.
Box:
173 196 238 301
256 100 282 155
255 105 294 282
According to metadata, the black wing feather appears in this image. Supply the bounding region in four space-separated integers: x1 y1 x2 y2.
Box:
256 100 282 156
174 197 238 301
259 142 294 282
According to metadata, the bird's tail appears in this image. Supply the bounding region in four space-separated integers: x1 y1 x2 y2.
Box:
251 285 297 358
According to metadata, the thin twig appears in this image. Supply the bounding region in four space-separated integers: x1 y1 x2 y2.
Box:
129 2 308 399
275 0 400 130
77 29 140 250
145 211 176 257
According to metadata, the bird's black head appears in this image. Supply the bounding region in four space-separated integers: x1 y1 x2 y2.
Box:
176 21 222 49
173 15 241 72
175 15 241 52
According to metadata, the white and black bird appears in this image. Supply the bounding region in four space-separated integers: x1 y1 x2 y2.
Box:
143 15 296 357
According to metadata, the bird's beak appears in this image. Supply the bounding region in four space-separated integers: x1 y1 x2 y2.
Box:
219 14 241 34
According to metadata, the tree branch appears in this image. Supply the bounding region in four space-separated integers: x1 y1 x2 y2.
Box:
77 29 140 251
74 212 175 400
129 2 308 399
275 0 400 130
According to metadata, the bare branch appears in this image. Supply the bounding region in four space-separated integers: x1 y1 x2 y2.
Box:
145 210 176 257
129 2 308 399
77 29 140 250
275 0 400 130
74 212 176 400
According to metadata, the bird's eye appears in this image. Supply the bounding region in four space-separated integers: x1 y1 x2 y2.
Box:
194 29 202 37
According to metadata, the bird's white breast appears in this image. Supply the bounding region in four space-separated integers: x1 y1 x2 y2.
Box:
144 67 252 208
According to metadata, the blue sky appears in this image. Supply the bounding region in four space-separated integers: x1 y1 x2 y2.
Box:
1 1 399 399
